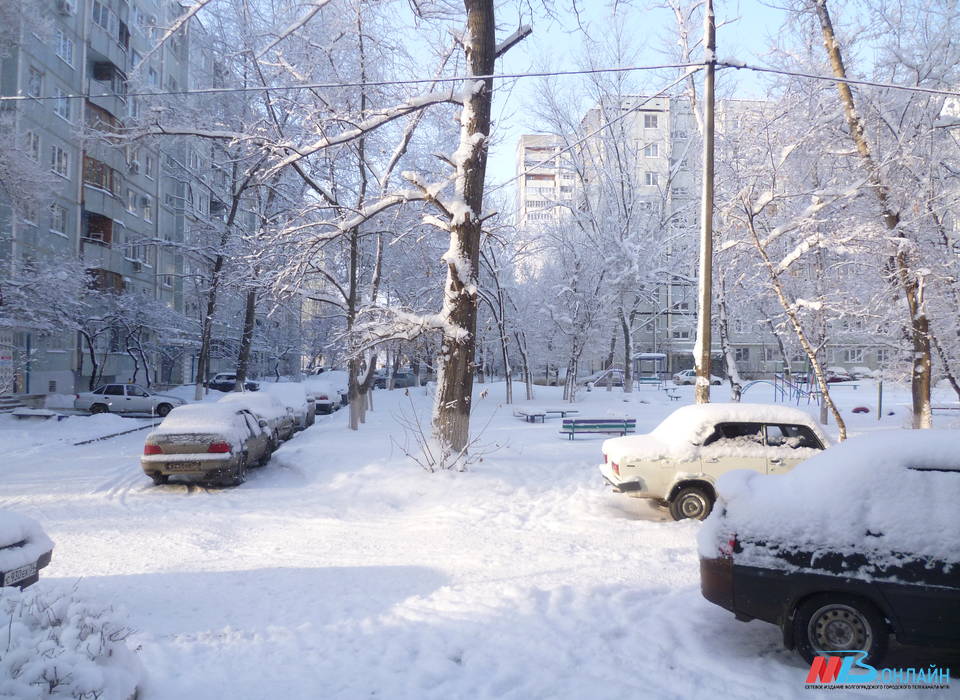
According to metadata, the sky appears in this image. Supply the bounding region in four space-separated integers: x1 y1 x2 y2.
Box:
485 0 791 190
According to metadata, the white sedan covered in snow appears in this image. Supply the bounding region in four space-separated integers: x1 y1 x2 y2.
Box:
672 369 722 386
74 383 185 416
599 403 829 520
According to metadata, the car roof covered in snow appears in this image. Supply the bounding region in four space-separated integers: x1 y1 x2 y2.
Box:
148 403 248 438
218 391 288 420
651 403 825 446
261 382 308 409
700 429 960 564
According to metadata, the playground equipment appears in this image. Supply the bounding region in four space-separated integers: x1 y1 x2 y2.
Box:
741 374 822 405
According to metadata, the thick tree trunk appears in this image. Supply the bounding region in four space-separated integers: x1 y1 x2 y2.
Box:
620 311 633 393
235 288 258 390
431 0 495 464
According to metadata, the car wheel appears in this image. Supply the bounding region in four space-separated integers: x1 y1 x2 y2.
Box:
258 442 273 467
90 403 108 414
792 594 888 666
711 379 722 385
668 486 714 521
226 454 247 487
151 473 169 486
156 403 173 417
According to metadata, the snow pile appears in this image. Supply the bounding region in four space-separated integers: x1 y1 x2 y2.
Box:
0 510 53 573
700 430 960 566
0 586 142 699
0 413 139 449
218 391 289 421
147 404 248 444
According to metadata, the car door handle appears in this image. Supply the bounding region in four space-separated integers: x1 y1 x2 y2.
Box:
704 457 719 463
769 458 782 464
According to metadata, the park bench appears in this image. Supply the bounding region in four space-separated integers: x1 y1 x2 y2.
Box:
11 408 67 421
635 376 663 387
932 404 960 413
664 388 681 401
560 417 636 440
543 408 580 418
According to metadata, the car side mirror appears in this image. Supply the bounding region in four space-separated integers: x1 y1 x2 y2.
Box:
259 419 268 428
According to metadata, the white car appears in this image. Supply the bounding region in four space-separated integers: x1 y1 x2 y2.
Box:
74 383 186 416
598 403 829 521
672 369 722 386
262 382 313 430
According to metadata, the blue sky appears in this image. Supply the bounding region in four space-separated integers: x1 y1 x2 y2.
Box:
485 1 791 188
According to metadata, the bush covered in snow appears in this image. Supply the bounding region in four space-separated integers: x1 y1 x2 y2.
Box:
0 586 142 699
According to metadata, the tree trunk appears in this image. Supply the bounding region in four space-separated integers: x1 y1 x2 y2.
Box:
235 288 258 390
716 275 742 401
620 311 633 393
812 0 931 428
431 0 495 464
513 329 534 400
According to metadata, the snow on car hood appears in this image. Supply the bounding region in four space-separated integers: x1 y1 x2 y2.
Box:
0 510 53 572
699 430 960 566
602 434 697 463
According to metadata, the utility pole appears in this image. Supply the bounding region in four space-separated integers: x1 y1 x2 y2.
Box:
694 0 716 404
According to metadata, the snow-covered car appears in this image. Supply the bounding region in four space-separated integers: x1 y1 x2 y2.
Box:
262 382 313 430
74 383 185 417
578 368 625 387
0 510 53 589
824 367 853 383
207 373 259 392
141 404 273 486
304 371 348 413
672 369 722 386
218 391 296 445
598 404 829 521
698 430 960 666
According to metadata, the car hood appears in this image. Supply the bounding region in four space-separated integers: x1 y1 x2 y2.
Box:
602 433 697 463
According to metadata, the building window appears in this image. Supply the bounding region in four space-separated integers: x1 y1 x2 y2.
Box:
643 171 658 187
88 268 125 293
83 211 113 245
144 154 155 179
643 143 659 158
764 347 777 362
126 188 138 213
672 329 690 339
643 114 659 129
733 319 744 333
840 348 864 363
20 202 38 225
50 145 70 177
53 87 72 121
148 67 159 87
735 347 750 362
27 67 43 97
55 29 74 65
876 348 891 364
161 274 174 288
24 131 40 161
50 204 68 234
142 195 153 221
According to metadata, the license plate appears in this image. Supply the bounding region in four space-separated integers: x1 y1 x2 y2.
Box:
3 562 37 586
167 462 202 472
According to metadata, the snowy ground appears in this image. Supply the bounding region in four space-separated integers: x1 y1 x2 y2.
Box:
1 381 958 699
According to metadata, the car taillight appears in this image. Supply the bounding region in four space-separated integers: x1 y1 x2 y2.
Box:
318 394 328 400
143 444 163 455
207 442 232 453
719 535 738 559
603 452 607 463
612 462 619 476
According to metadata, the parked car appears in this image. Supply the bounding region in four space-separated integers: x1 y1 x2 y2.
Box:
698 430 960 665
672 369 722 386
373 371 388 389
824 366 853 383
0 510 53 589
304 371 349 412
391 371 419 388
74 383 186 417
207 373 260 392
598 403 829 521
576 368 624 388
218 391 296 445
141 404 273 486
261 382 312 431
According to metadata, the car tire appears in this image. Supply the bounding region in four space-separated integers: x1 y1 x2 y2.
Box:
156 403 173 417
90 403 108 414
792 594 888 666
151 473 169 486
258 443 273 467
668 486 714 521
226 454 247 487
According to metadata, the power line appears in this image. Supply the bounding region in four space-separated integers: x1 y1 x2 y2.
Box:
0 62 703 103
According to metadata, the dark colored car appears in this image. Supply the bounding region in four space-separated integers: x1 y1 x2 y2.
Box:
0 511 54 589
207 372 259 392
698 430 960 665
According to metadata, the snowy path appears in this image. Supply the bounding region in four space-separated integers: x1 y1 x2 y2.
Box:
1 384 957 698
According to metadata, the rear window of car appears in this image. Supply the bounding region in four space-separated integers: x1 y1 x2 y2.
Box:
702 422 763 446
765 424 823 450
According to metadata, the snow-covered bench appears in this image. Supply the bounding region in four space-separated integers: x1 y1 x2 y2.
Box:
514 409 545 423
10 408 66 421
